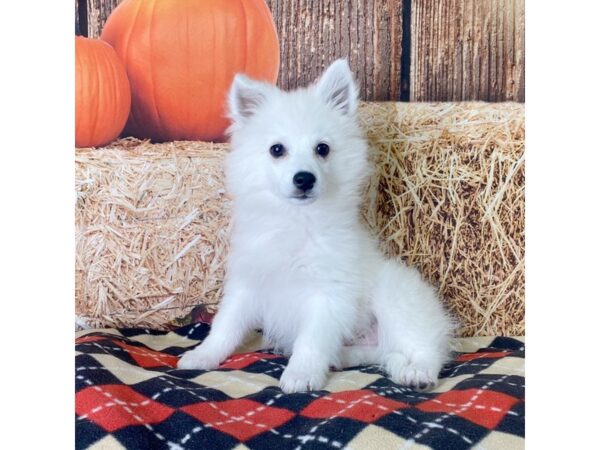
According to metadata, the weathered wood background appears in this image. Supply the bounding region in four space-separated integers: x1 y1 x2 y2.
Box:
75 0 524 102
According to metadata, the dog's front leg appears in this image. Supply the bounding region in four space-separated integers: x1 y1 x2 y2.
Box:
279 294 352 393
178 285 256 370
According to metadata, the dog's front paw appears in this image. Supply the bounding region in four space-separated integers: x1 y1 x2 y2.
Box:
177 345 222 371
279 365 327 394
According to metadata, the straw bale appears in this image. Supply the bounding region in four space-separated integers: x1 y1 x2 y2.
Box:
75 102 524 336
76 139 231 329
360 102 524 337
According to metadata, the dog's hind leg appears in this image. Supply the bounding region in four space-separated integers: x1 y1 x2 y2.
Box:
371 261 455 390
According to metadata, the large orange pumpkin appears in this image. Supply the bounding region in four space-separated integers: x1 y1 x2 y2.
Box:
75 36 131 147
101 0 280 142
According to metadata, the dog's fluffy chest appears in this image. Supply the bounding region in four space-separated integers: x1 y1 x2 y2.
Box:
226 206 382 353
232 216 360 281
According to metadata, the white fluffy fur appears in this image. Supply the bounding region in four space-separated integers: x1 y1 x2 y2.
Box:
178 59 455 393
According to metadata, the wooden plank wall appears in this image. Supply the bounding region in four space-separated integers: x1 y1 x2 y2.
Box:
410 0 525 101
85 0 122 40
75 0 525 102
265 0 403 101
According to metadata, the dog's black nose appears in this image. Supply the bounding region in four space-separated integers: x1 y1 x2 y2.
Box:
293 171 316 191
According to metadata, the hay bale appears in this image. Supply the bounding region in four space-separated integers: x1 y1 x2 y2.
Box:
75 139 231 329
360 102 524 337
75 102 524 336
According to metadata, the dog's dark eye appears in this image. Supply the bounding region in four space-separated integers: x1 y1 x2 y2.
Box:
269 144 286 158
315 142 330 158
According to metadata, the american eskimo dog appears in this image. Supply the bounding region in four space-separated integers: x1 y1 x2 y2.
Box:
178 59 454 393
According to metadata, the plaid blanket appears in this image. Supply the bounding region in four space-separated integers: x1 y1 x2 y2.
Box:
76 324 524 449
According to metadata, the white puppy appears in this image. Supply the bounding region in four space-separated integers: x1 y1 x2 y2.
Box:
178 59 455 393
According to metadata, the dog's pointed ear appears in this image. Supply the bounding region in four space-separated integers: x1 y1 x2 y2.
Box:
315 59 358 115
228 74 272 123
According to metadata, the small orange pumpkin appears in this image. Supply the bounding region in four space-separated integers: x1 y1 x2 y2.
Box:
75 36 131 148
101 0 280 142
